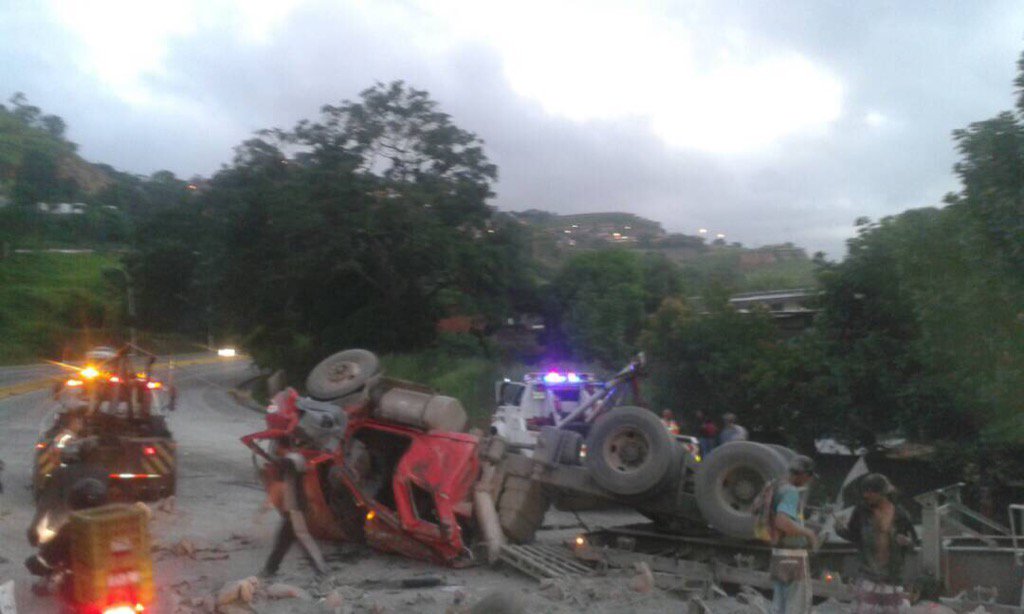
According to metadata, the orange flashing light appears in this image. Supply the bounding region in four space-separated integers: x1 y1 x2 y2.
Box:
366 510 376 521
81 366 99 379
146 381 162 389
66 379 83 387
35 442 47 449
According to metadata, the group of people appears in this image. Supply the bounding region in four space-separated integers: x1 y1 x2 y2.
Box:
659 408 748 455
770 456 921 614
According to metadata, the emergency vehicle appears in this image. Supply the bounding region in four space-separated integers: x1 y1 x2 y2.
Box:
33 346 177 503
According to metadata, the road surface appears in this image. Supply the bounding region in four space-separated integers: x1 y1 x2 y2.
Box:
0 359 668 613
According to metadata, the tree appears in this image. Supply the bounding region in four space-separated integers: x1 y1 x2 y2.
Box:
192 82 520 378
546 250 647 366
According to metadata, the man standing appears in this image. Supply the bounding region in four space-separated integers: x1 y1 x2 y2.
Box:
695 411 719 457
660 409 681 435
771 455 819 614
836 473 917 613
719 412 748 443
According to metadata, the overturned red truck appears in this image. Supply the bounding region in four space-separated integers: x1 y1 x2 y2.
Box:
242 349 797 565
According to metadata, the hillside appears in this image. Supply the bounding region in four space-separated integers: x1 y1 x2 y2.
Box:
510 209 816 291
0 251 121 363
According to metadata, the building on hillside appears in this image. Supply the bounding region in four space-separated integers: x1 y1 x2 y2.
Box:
37 202 86 215
728 288 818 335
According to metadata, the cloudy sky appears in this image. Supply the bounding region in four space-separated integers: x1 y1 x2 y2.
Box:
4 0 1024 257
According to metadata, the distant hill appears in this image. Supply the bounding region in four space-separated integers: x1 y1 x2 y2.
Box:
508 209 816 291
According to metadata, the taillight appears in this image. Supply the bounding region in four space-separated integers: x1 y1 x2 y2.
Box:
110 375 121 383
143 446 157 456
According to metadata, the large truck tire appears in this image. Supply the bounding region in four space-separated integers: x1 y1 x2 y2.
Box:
496 475 550 543
766 444 797 463
306 349 380 401
584 406 672 497
694 441 788 539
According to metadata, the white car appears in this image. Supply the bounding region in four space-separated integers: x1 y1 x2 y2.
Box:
84 346 118 363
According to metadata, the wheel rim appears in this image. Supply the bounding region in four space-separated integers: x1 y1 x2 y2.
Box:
601 425 651 474
327 360 362 384
718 466 767 512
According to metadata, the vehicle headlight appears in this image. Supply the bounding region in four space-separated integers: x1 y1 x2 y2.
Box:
37 513 57 544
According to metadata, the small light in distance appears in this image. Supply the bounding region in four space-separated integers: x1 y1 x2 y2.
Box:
146 381 162 389
66 379 83 387
575 536 585 547
217 348 237 358
81 366 99 379
366 510 376 521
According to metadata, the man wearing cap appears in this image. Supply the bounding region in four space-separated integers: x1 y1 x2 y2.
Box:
771 455 819 614
836 473 917 613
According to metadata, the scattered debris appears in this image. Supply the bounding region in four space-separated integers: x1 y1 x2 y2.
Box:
216 576 259 606
630 562 654 593
266 582 311 600
171 538 196 558
539 578 566 601
322 590 345 613
158 496 177 513
469 589 526 614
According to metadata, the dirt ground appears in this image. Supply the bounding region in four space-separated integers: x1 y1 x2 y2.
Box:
1 361 712 613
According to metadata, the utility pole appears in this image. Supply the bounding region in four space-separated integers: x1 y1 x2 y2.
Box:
126 268 137 349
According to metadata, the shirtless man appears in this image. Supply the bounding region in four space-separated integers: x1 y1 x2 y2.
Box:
836 473 918 613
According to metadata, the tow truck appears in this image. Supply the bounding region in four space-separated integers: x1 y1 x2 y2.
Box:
33 345 177 504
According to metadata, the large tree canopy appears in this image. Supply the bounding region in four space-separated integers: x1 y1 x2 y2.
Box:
188 82 527 377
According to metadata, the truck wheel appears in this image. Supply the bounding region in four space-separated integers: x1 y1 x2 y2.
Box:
694 442 788 539
766 444 797 463
306 349 380 401
584 406 672 497
496 475 550 543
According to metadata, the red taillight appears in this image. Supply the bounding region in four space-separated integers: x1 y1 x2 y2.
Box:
143 446 157 456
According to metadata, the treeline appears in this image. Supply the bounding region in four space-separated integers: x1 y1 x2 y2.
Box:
0 93 206 250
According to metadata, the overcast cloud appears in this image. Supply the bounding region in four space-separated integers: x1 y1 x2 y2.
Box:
3 0 1024 257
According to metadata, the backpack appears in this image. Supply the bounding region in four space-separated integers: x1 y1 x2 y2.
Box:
752 479 780 544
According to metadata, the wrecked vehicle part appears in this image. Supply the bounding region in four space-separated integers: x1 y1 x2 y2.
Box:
584 405 674 497
243 350 480 566
305 348 380 401
694 442 789 539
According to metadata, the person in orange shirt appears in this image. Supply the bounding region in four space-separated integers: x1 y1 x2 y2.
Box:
660 409 681 435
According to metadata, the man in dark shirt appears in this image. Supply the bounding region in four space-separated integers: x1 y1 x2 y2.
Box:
836 473 917 613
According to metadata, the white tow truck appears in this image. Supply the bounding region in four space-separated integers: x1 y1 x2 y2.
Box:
490 370 605 448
